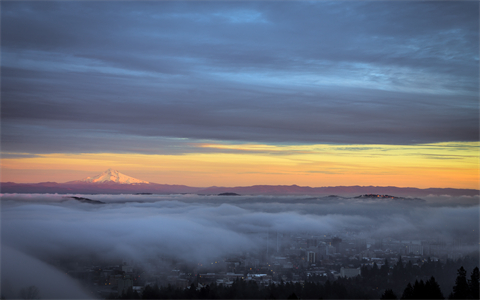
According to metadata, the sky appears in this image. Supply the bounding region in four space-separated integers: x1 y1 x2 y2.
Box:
1 1 479 188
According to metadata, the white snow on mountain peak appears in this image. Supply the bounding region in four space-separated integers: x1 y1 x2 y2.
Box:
80 168 150 184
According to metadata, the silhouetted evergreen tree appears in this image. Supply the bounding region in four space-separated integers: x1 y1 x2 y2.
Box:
287 292 298 299
413 280 427 299
401 282 414 299
380 258 390 279
469 267 479 299
393 256 410 291
381 289 397 299
323 280 332 298
425 276 444 299
141 284 160 299
450 266 469 299
372 262 379 276
119 287 140 299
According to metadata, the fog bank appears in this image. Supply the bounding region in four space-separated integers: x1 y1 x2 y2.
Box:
1 193 478 298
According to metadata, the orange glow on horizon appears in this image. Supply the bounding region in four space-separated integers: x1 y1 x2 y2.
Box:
1 142 478 189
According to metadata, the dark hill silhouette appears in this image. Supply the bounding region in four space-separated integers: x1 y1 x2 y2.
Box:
1 181 477 196
197 185 478 197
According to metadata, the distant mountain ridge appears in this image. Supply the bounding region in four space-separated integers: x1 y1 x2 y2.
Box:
1 169 198 194
0 181 199 194
1 169 478 196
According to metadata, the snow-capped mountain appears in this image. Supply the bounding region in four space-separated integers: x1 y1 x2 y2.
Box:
79 168 150 184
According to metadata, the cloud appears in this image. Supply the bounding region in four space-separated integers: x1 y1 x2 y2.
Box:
1 194 478 298
1 246 93 299
1 1 478 154
1 194 478 268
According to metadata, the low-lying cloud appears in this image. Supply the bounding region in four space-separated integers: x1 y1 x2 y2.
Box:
1 193 478 299
1 246 93 299
2 194 478 264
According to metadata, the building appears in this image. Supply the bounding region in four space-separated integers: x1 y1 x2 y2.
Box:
331 237 342 249
307 238 317 248
117 278 133 293
340 267 361 278
326 245 336 256
406 244 423 255
308 251 316 264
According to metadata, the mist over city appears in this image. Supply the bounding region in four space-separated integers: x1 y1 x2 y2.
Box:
1 193 479 299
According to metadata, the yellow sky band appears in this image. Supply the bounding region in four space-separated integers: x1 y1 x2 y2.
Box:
1 142 478 189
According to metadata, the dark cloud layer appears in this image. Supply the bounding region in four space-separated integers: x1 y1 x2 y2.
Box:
1 1 478 154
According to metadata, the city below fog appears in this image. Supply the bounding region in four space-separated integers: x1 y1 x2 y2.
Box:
1 193 478 299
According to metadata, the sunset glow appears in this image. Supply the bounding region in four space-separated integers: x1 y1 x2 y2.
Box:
2 142 478 188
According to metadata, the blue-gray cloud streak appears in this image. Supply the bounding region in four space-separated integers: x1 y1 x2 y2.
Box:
1 1 478 154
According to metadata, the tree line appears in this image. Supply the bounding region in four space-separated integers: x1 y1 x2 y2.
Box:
381 266 479 299
114 264 479 299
